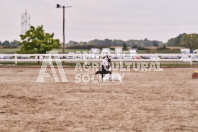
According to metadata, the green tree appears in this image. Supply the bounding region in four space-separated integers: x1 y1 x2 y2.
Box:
10 40 19 46
153 41 158 47
166 34 183 47
144 38 148 47
181 33 198 50
123 43 127 50
2 40 10 46
104 39 112 47
132 45 138 48
18 25 60 54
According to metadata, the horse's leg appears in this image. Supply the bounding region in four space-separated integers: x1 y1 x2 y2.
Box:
106 71 112 81
95 71 101 82
95 71 101 75
101 65 106 82
109 71 112 81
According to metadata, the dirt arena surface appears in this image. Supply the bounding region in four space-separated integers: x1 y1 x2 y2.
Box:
0 67 198 131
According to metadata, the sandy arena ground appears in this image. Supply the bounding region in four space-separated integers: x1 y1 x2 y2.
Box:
0 67 198 131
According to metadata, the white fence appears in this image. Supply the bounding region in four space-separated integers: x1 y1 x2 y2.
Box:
0 53 198 65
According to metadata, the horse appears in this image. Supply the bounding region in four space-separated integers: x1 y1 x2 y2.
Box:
95 65 112 79
95 56 112 79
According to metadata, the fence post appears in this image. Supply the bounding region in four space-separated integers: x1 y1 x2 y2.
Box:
15 53 17 65
190 54 193 65
155 54 158 64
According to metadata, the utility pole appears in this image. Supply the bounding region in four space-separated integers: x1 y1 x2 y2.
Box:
63 6 65 53
56 4 72 54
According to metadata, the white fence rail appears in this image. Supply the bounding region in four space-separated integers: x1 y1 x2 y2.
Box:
0 53 198 65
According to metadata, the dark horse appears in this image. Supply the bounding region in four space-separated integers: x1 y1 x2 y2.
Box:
95 56 112 79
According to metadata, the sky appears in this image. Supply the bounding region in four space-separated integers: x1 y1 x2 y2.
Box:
0 0 197 43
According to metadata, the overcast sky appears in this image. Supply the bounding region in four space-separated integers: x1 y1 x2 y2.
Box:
0 0 197 43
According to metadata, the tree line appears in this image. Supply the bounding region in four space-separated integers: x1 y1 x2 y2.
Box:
0 38 164 49
67 39 164 48
1 25 198 52
166 33 198 50
0 40 20 48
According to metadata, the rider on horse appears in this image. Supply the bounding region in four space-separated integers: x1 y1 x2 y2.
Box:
95 55 112 79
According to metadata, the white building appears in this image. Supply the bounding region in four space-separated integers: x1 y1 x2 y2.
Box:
129 49 137 54
91 48 100 54
115 48 123 54
193 49 198 54
101 48 111 57
90 48 100 59
66 52 76 59
180 48 190 54
114 48 123 59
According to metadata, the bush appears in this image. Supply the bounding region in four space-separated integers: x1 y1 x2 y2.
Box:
132 46 138 48
137 47 149 50
157 45 167 50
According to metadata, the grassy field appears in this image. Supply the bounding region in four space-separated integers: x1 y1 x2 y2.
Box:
0 48 20 54
0 48 90 54
52 48 89 53
0 48 180 54
137 49 180 53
